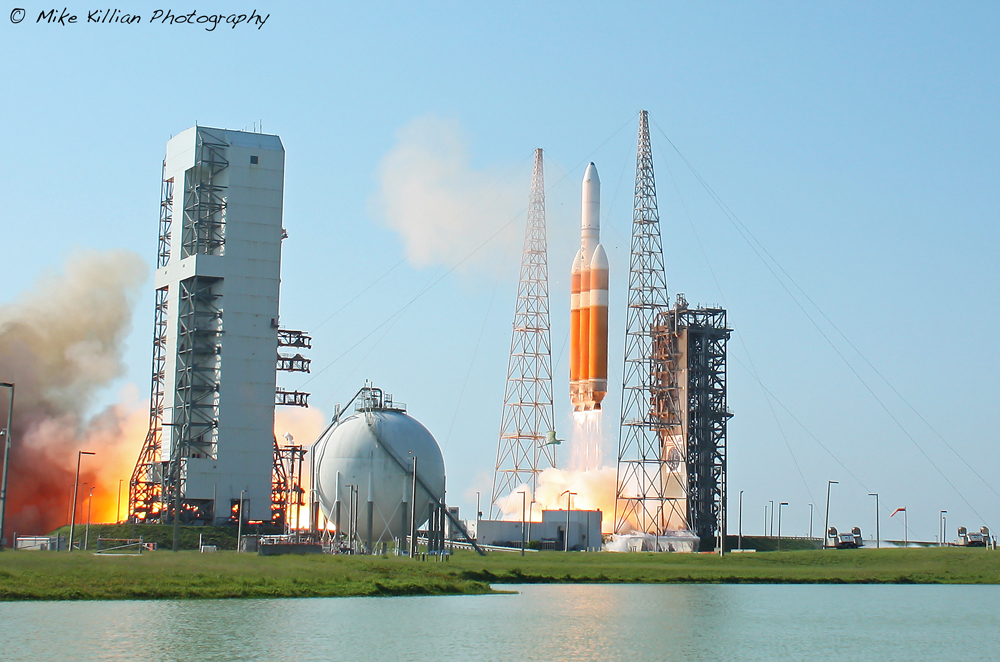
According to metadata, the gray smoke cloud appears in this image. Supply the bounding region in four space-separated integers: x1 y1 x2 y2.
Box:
0 248 147 535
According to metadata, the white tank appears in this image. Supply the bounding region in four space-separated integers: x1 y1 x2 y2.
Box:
312 395 444 544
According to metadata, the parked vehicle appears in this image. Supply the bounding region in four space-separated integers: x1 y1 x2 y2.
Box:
828 526 863 549
957 526 990 547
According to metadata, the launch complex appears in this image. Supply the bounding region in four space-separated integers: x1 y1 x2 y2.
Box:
490 111 731 550
112 111 728 554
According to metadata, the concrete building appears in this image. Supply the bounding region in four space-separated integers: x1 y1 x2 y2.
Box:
478 510 602 551
130 126 286 524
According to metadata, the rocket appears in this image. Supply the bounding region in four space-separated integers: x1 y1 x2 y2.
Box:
570 163 609 412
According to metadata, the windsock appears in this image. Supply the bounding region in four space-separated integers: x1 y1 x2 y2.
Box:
570 163 608 411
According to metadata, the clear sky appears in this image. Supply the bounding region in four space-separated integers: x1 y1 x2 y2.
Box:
2 1 998 541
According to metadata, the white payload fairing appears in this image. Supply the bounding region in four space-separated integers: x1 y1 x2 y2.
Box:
570 163 609 412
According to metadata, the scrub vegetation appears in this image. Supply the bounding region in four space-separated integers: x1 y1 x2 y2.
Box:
1 546 998 600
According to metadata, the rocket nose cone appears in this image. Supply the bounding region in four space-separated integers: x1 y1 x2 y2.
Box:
584 162 600 186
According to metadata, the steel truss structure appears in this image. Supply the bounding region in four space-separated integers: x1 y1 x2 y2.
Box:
130 135 229 525
614 112 732 543
654 302 731 538
614 110 678 535
181 129 228 258
128 161 173 522
490 149 556 517
273 328 312 525
271 441 306 530
275 329 311 408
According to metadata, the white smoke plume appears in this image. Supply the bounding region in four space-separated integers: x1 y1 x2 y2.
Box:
496 467 619 534
373 115 524 270
0 249 147 534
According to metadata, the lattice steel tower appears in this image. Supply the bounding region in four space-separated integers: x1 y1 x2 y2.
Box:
614 111 687 535
490 149 556 517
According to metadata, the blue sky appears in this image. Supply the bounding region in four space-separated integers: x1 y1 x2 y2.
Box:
2 1 998 541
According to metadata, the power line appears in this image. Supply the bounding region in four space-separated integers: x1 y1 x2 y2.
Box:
651 119 989 525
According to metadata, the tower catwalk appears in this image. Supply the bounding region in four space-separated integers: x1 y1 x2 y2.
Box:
490 149 556 518
614 111 686 535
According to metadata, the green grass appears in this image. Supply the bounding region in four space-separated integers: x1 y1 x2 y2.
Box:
0 551 492 600
448 547 1000 585
1 547 997 601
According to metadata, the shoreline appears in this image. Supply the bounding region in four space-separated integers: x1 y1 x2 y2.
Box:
1 547 998 601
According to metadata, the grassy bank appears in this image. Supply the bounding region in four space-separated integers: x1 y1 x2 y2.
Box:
1 546 998 600
449 547 1000 584
0 551 492 600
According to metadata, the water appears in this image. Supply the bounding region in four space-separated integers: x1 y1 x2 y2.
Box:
1 584 998 661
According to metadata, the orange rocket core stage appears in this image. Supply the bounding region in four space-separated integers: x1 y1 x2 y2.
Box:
570 163 608 412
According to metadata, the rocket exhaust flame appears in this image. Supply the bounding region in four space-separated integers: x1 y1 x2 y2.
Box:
571 410 602 472
570 163 608 412
0 250 146 535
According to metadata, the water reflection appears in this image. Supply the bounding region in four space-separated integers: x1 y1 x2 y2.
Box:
0 585 998 661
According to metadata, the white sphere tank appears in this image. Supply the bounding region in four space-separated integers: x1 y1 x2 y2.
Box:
313 399 444 544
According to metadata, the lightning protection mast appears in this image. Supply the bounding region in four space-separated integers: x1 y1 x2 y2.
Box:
490 149 556 518
614 111 687 535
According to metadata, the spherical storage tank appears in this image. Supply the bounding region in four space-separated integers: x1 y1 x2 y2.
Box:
312 390 444 544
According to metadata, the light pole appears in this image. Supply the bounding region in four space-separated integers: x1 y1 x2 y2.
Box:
561 490 576 552
823 481 838 550
763 504 768 536
236 489 246 552
116 479 123 524
738 490 743 551
769 500 774 537
409 455 418 559
868 493 880 549
85 487 95 550
0 382 13 551
939 510 947 547
777 503 788 550
520 491 526 557
69 451 95 551
475 491 481 540
808 503 814 539
890 507 908 547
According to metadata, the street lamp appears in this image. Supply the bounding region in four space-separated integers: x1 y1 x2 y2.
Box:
738 490 744 551
69 451 96 551
116 479 124 524
891 507 907 547
0 382 14 551
808 503 814 539
769 500 774 537
520 491 526 557
409 455 418 559
939 510 947 547
560 490 576 552
868 493 880 549
823 481 838 550
777 503 788 550
85 487 95 551
236 489 247 552
475 491 481 540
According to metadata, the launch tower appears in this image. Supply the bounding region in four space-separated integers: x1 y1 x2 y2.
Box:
652 298 730 538
613 111 731 543
129 126 302 528
490 149 556 517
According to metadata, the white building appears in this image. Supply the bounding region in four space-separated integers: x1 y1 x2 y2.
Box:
477 510 603 551
131 126 286 524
